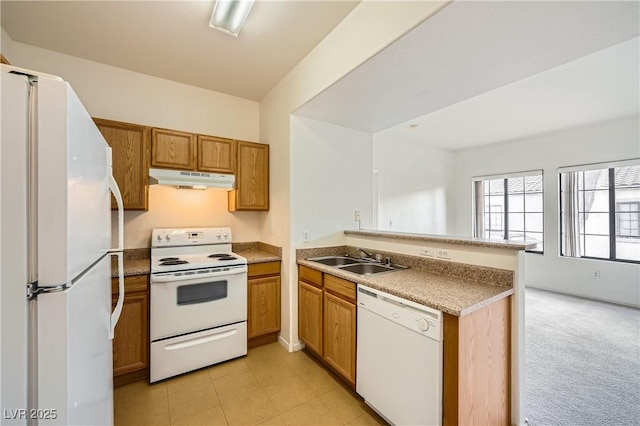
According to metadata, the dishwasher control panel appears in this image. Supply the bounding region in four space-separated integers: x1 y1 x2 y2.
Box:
357 285 442 341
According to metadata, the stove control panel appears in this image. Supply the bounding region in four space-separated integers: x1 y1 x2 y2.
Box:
152 227 233 247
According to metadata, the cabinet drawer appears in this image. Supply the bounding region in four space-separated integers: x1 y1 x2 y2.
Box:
248 261 280 278
299 266 322 288
112 274 148 295
324 275 356 303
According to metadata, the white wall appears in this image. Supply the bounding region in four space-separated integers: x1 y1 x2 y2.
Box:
289 116 373 348
291 116 373 246
373 132 455 234
1 27 15 61
116 188 265 249
8 42 263 248
259 1 449 348
454 116 640 307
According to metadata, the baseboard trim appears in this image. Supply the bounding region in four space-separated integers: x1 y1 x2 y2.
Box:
277 334 305 352
526 285 640 309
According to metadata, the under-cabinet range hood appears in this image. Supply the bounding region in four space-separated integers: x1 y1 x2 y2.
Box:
149 168 235 190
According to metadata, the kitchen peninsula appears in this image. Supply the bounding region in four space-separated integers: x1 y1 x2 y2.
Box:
297 229 534 426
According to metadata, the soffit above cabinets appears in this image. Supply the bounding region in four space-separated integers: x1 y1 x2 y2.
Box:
294 1 640 149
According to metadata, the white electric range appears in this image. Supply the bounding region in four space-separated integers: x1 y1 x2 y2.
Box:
149 227 248 383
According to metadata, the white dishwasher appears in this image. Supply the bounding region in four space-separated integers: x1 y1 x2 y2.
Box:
356 285 443 426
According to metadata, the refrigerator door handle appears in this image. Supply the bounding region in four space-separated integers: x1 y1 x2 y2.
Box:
110 251 125 340
107 146 124 253
108 170 124 253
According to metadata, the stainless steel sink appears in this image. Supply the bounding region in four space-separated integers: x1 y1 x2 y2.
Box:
339 263 395 275
307 256 361 266
307 255 408 276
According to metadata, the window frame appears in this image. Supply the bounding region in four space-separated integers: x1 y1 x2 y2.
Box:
558 159 640 265
472 170 544 254
616 201 640 238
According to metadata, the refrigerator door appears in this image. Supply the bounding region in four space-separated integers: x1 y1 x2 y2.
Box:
36 76 111 288
0 69 30 424
37 255 113 425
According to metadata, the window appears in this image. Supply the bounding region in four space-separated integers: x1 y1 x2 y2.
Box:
617 202 640 238
473 171 543 253
559 162 640 263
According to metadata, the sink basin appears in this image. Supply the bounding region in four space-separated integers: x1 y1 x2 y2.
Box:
307 255 408 276
308 256 361 266
339 263 395 275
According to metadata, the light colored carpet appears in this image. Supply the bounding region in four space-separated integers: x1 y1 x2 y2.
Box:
525 288 640 426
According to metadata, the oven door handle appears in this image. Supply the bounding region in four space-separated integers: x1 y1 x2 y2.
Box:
151 266 247 283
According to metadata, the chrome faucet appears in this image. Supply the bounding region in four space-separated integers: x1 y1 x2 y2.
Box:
356 247 374 260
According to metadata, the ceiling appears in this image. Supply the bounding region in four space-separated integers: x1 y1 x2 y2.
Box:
295 0 640 150
377 37 640 150
2 1 638 150
0 0 359 101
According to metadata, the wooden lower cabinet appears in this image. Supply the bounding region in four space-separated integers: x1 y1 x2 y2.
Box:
323 292 356 384
298 281 323 355
298 266 357 386
247 261 281 347
443 296 511 426
298 263 512 420
111 274 149 387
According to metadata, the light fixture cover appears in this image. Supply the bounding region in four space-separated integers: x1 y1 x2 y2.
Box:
209 0 255 36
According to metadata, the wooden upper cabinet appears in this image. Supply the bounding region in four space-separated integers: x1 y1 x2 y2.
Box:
151 128 196 170
94 118 150 210
229 140 269 211
198 135 235 173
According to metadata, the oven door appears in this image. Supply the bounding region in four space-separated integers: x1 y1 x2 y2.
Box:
150 265 247 341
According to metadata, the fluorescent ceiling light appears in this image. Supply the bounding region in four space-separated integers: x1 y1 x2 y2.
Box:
209 0 255 36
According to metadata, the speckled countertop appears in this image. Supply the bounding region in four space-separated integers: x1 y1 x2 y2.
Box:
297 246 514 317
112 259 151 278
234 242 282 264
111 248 150 278
111 242 281 278
345 229 537 251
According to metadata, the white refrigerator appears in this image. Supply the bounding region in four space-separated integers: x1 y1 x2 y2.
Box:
0 65 124 425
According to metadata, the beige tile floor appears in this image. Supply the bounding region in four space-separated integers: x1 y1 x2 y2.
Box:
114 342 388 425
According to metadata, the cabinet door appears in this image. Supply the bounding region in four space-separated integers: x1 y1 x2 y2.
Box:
248 276 281 338
151 128 196 170
298 281 323 355
324 292 356 385
94 118 149 210
198 135 235 173
112 291 148 376
229 141 269 211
